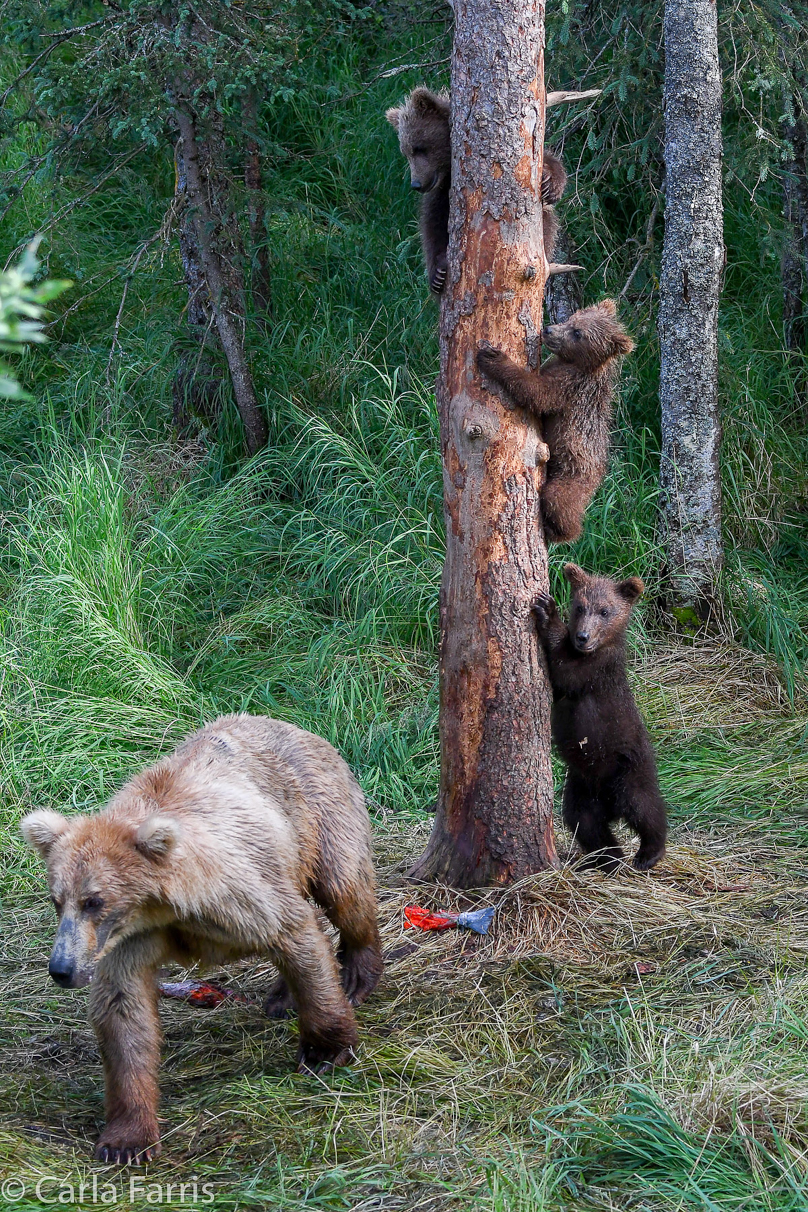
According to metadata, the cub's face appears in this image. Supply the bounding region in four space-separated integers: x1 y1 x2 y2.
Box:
21 810 179 988
386 89 451 194
541 299 634 373
564 563 644 653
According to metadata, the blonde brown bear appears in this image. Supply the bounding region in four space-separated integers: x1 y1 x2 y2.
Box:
21 714 383 1165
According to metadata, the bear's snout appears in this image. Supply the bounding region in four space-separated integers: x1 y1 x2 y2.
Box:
48 917 96 988
48 954 74 987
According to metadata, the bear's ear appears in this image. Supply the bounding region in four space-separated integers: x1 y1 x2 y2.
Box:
135 815 180 862
598 298 617 316
21 810 70 858
385 106 402 130
563 563 588 590
411 87 450 120
613 330 635 356
617 576 644 603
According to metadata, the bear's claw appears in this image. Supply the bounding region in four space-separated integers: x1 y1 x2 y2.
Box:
296 1042 355 1075
430 265 447 295
95 1136 160 1166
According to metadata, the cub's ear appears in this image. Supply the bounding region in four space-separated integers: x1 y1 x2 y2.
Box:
385 107 402 130
411 87 450 120
563 563 588 590
598 298 617 316
135 815 180 862
617 576 645 603
20 810 70 858
613 330 635 356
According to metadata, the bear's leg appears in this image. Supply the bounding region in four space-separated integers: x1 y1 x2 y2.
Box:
315 877 382 1007
263 973 295 1019
541 477 587 545
333 899 383 1008
617 764 668 871
270 909 359 1074
563 772 624 873
88 936 164 1164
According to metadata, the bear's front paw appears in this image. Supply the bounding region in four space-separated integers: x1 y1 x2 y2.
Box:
297 1038 356 1075
477 345 506 377
95 1117 160 1166
429 255 448 295
532 592 558 626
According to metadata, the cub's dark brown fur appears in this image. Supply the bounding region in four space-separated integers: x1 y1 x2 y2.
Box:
533 565 667 873
477 299 634 544
386 87 566 295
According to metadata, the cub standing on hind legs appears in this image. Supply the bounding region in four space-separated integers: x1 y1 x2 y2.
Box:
477 299 634 544
21 714 383 1164
533 565 667 873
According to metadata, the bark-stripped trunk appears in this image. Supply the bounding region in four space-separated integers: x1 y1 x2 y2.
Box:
658 0 724 624
781 102 808 355
411 0 557 887
174 107 268 454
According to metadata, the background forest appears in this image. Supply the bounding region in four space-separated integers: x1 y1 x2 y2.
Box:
2 1 808 1208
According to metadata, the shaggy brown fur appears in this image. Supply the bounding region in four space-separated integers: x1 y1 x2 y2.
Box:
477 299 634 544
386 87 566 294
533 565 667 874
21 715 382 1165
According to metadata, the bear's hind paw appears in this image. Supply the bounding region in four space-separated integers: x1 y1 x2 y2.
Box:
633 847 664 872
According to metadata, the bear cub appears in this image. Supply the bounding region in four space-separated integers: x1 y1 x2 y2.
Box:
386 87 567 294
21 714 383 1164
477 299 634 544
533 564 667 873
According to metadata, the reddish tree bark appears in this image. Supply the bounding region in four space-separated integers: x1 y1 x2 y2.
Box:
411 0 557 887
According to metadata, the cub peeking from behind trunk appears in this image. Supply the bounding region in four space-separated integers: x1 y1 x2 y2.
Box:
533 564 667 873
477 299 634 544
21 714 383 1165
385 87 567 295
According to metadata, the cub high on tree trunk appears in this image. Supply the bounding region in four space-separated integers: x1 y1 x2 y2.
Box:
533 565 667 873
385 87 567 295
21 715 383 1165
477 299 634 544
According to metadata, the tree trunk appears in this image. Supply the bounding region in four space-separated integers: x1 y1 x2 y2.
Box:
781 101 808 355
544 230 582 325
658 0 724 626
244 97 272 321
411 0 557 887
174 106 268 455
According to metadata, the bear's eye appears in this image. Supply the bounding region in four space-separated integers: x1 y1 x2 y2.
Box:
50 896 63 915
575 604 584 615
81 896 104 913
572 328 582 339
412 145 428 156
600 608 609 618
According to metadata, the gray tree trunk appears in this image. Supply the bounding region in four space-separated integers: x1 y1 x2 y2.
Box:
174 106 268 455
781 101 808 355
544 230 582 324
411 0 557 887
658 0 724 625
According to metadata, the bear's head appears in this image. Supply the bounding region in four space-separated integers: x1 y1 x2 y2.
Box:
385 87 451 193
541 299 635 373
563 563 644 654
20 807 181 988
